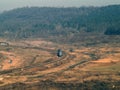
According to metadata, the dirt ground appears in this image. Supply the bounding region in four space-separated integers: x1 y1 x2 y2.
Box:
0 38 120 88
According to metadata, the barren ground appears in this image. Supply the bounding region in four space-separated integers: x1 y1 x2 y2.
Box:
0 38 120 89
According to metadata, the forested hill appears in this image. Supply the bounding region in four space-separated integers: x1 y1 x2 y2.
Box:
0 5 120 40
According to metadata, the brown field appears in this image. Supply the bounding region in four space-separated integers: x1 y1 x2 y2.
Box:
0 38 120 89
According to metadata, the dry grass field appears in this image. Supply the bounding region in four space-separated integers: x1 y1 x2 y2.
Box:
0 38 120 90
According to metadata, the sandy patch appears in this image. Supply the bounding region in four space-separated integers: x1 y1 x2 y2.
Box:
91 58 119 64
0 51 22 70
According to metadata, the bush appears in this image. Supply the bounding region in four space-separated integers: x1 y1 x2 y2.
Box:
104 27 120 35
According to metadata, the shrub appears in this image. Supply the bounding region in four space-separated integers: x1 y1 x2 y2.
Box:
104 27 120 35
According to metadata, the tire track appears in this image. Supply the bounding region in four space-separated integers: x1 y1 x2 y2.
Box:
0 50 68 75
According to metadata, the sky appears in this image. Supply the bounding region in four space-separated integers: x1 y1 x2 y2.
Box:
0 0 120 12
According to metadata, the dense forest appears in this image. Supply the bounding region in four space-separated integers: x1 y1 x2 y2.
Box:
0 5 120 42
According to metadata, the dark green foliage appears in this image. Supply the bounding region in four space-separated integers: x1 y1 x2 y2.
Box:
0 5 119 40
92 81 109 90
0 80 119 90
104 27 120 35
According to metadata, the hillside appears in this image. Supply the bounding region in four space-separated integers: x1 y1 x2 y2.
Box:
0 5 120 90
0 5 120 42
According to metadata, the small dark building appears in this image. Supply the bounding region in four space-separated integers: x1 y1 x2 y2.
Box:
57 49 63 57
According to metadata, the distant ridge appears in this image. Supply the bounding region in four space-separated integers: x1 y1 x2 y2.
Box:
0 5 119 41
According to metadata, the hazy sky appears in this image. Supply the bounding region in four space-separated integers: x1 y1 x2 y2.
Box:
0 0 120 12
